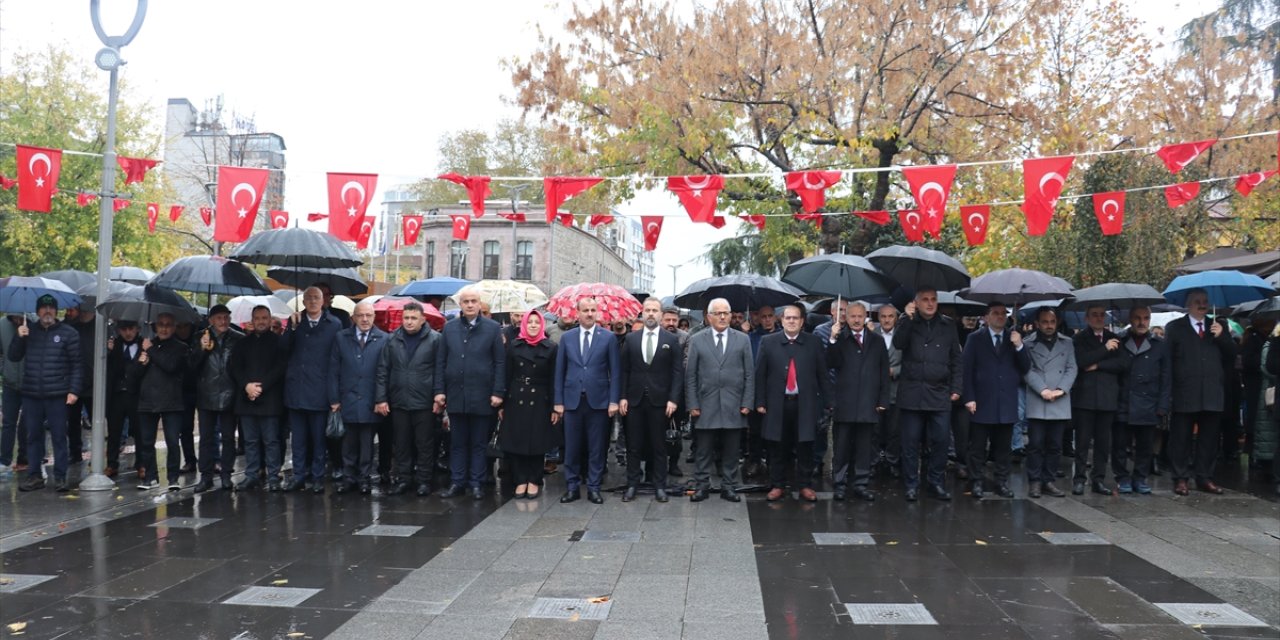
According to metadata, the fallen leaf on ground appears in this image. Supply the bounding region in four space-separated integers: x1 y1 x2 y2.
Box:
975 540 988 545
884 541 899 546
7 622 27 632
271 579 289 585
588 596 610 603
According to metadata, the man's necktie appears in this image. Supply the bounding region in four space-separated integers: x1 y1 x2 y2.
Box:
994 334 1001 349
1197 322 1205 338
854 331 862 347
359 332 367 347
645 331 655 364
584 329 592 354
715 333 723 354
785 356 798 394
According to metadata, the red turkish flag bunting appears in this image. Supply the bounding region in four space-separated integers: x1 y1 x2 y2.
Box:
641 216 663 251
450 214 471 240
795 212 823 229
897 209 925 242
117 156 159 185
1235 170 1277 197
903 164 956 237
76 193 97 207
854 210 891 225
146 203 159 233
557 212 575 227
270 210 289 229
1164 182 1200 208
16 145 61 212
544 176 603 223
0 174 14 190
1092 192 1125 236
1021 155 1074 236
199 207 213 227
498 211 526 222
709 216 727 229
437 173 492 217
784 171 842 213
666 175 724 224
168 205 184 222
739 214 766 231
327 172 378 241
113 199 131 212
960 205 990 246
402 215 423 245
589 213 614 226
1155 139 1215 175
306 212 327 222
214 165 269 243
354 216 375 250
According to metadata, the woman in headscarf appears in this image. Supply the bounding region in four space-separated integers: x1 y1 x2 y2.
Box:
501 311 559 498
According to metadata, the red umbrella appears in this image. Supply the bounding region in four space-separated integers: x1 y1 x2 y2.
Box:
373 296 445 332
547 282 642 323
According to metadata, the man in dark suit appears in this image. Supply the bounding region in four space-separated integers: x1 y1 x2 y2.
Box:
104 320 143 480
328 302 388 494
894 288 963 501
1165 289 1236 495
826 301 889 501
282 287 343 493
229 306 287 491
435 286 506 499
755 305 831 502
962 303 1030 499
1071 303 1129 496
554 297 621 504
619 298 683 502
1112 305 1171 495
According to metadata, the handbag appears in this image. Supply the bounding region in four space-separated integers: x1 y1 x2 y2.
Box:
326 410 346 439
486 419 504 458
665 418 681 445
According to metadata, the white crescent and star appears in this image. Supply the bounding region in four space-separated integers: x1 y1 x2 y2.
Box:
801 172 829 190
1101 198 1120 222
682 175 713 191
272 212 288 226
1038 172 1065 198
1244 172 1267 186
645 222 660 236
230 183 257 217
406 218 421 234
967 212 985 231
341 181 366 216
1173 148 1201 169
28 152 51 187
905 211 922 228
917 181 946 207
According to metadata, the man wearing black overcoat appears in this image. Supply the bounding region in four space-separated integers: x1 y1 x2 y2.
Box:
825 300 889 502
1164 289 1236 495
755 305 831 502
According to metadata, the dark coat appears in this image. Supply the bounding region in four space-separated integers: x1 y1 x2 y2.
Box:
1071 328 1130 411
107 337 145 397
961 328 1031 425
502 338 559 456
1118 333 1172 425
228 330 286 416
554 325 622 411
619 328 684 407
189 326 245 412
136 336 190 413
435 315 506 416
7 320 81 398
892 313 963 411
1165 315 1236 413
328 306 352 329
825 328 890 424
1268 334 1280 378
375 326 441 410
754 331 832 442
328 326 388 424
71 319 97 398
281 311 342 411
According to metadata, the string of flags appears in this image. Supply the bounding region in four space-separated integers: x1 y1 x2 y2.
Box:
1 130 1277 252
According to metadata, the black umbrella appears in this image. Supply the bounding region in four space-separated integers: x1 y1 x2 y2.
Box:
108 266 156 285
629 289 652 303
38 269 96 291
866 245 971 292
674 274 805 312
782 254 896 300
267 266 367 296
228 227 362 269
1062 283 1164 311
97 283 200 324
151 255 270 297
1246 297 1280 320
76 280 140 309
937 291 988 317
963 268 1073 306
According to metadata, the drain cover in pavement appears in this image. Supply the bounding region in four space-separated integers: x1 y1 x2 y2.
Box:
354 524 423 537
812 532 876 546
1036 532 1109 545
528 597 612 620
0 574 57 594
579 530 641 543
149 517 222 530
1154 603 1268 627
223 586 322 608
845 603 938 625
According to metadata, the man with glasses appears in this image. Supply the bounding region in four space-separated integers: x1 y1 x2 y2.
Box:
436 286 506 499
283 287 343 493
329 302 388 494
756 305 832 501
685 298 754 502
1165 289 1236 495
133 313 191 491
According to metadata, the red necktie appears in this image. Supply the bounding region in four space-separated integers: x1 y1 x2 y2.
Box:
1197 322 1204 338
786 357 797 393
854 331 862 347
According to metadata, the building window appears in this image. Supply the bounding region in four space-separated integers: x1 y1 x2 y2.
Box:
425 241 435 278
516 240 533 280
449 241 468 278
483 241 501 279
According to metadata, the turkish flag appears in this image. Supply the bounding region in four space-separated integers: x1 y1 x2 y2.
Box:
1235 170 1277 197
214 165 269 243
146 203 159 233
897 209 925 242
740 214 766 231
785 171 841 213
327 172 378 241
666 175 724 223
589 213 614 226
641 216 663 251
1155 139 1215 174
306 212 327 222
169 205 184 222
709 216 727 229
498 211 526 222
199 207 213 227
1164 182 1200 208
544 176 603 223
854 210 891 225
270 210 289 229
76 193 97 207
0 174 14 190
113 199 131 212
557 212 575 227
354 216 375 250
117 156 159 185
903 164 956 237
960 205 990 246
451 214 472 240
402 214 424 245
438 173 492 217
1092 192 1125 236
16 145 61 212
1021 155 1074 236
795 212 822 229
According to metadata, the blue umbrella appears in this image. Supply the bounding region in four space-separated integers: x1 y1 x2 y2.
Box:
1162 270 1277 308
0 276 81 313
399 276 472 297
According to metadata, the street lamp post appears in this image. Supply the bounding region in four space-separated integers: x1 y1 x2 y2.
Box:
82 0 148 491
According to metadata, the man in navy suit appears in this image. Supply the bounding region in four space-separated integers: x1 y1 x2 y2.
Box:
554 297 621 504
961 303 1030 499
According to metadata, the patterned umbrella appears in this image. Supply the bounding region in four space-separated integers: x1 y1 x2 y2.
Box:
546 282 642 323
457 279 549 313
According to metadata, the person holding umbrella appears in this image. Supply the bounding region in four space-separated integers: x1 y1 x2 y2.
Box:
1165 289 1236 495
133 312 192 491
825 300 889 502
8 295 81 492
104 321 144 480
894 288 963 502
282 287 343 493
1023 306 1078 498
190 305 244 492
1112 306 1171 495
961 303 1029 499
1069 304 1130 496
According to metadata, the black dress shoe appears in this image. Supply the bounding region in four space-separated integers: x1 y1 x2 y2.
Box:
905 488 918 502
1091 481 1114 496
832 490 846 501
587 490 604 504
416 483 432 497
971 481 985 500
655 488 668 502
1041 482 1065 497
194 479 215 493
851 487 876 502
996 484 1015 499
1072 481 1085 495
283 478 306 492
560 489 581 503
267 480 282 492
927 484 952 501
472 487 485 500
439 484 466 498
720 488 741 502
622 486 637 502
690 487 709 502
335 481 357 494
235 480 259 492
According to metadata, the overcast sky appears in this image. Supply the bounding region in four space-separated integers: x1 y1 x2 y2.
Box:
0 0 1218 296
